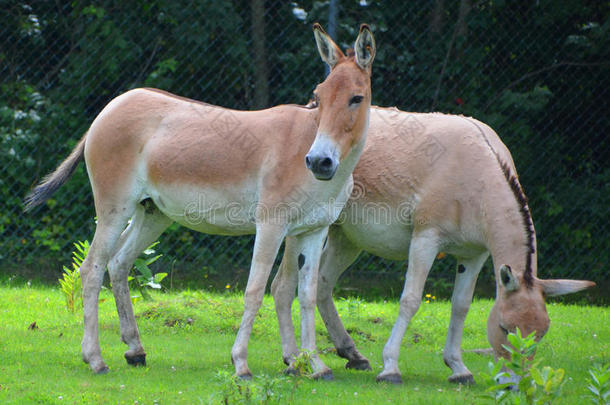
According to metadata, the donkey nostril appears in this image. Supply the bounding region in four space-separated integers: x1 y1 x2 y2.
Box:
305 156 312 167
320 157 333 168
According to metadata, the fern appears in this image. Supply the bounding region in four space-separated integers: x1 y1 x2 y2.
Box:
59 240 89 313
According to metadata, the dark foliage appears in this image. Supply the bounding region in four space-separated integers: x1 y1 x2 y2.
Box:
1 1 607 299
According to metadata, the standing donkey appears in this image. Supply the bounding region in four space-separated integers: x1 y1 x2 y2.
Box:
272 107 595 383
24 24 376 379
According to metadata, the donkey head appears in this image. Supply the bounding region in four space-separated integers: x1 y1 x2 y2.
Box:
305 23 375 181
487 264 595 359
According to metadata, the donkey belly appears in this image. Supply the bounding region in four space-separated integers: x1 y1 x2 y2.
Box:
148 184 258 236
340 219 411 261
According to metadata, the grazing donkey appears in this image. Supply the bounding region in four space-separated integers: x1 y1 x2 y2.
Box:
272 107 595 383
24 23 376 379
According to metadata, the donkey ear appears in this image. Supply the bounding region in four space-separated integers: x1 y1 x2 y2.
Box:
313 23 343 69
500 265 519 292
354 24 376 71
537 278 596 297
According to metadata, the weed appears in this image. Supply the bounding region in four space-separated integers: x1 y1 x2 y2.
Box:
339 296 365 318
586 363 610 405
289 350 314 378
128 241 165 302
479 327 566 404
59 239 166 310
214 370 287 404
58 240 88 313
284 350 317 403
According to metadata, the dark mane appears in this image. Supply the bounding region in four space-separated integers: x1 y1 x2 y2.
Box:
465 118 535 287
498 160 535 286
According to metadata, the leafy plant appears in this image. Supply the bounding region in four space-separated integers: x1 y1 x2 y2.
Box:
58 240 89 313
283 350 316 403
586 363 610 405
59 239 166 310
289 350 314 378
129 242 166 302
214 369 287 404
340 296 365 318
479 358 513 403
479 328 566 404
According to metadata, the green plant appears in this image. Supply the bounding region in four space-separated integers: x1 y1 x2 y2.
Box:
58 240 89 313
586 363 610 405
284 350 316 403
289 350 314 378
479 328 566 404
340 296 365 318
129 242 166 301
214 369 287 404
59 239 165 309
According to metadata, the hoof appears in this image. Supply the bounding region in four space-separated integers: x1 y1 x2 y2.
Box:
376 372 403 384
312 369 334 381
91 361 109 374
283 354 297 366
125 353 147 367
283 366 298 376
346 359 372 371
237 372 253 381
449 373 475 385
95 365 110 374
85 355 109 374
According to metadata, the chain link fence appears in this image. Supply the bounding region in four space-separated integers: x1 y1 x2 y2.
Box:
1 1 608 299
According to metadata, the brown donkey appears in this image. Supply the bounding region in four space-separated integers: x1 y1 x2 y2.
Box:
272 107 595 383
25 24 376 378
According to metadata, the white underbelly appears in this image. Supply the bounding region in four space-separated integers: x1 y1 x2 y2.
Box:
149 184 258 236
339 202 413 260
146 181 351 236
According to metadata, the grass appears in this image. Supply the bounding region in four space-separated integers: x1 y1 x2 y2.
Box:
0 283 607 404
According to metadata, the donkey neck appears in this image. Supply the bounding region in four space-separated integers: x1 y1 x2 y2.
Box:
460 117 537 289
485 169 538 292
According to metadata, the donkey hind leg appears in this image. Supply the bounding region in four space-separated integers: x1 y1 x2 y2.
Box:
81 208 136 373
444 252 489 384
315 226 370 370
291 226 332 380
377 228 439 384
271 236 300 367
232 223 287 379
107 201 172 367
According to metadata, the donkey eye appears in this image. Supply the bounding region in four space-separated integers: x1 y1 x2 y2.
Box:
499 325 510 336
349 95 364 106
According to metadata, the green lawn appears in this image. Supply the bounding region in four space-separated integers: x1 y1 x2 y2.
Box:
0 284 607 404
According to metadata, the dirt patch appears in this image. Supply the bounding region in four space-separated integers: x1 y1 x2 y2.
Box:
164 317 194 327
346 328 376 342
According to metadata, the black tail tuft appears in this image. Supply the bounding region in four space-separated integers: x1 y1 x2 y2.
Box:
23 133 87 212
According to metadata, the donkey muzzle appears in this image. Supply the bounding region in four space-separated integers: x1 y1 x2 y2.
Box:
306 134 339 181
305 154 337 180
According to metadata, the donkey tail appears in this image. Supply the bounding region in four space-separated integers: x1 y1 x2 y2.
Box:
24 132 88 212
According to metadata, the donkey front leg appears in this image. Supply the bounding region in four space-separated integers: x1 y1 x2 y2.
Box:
293 227 332 380
316 225 370 370
377 228 439 384
443 252 489 384
270 237 300 367
231 223 287 379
